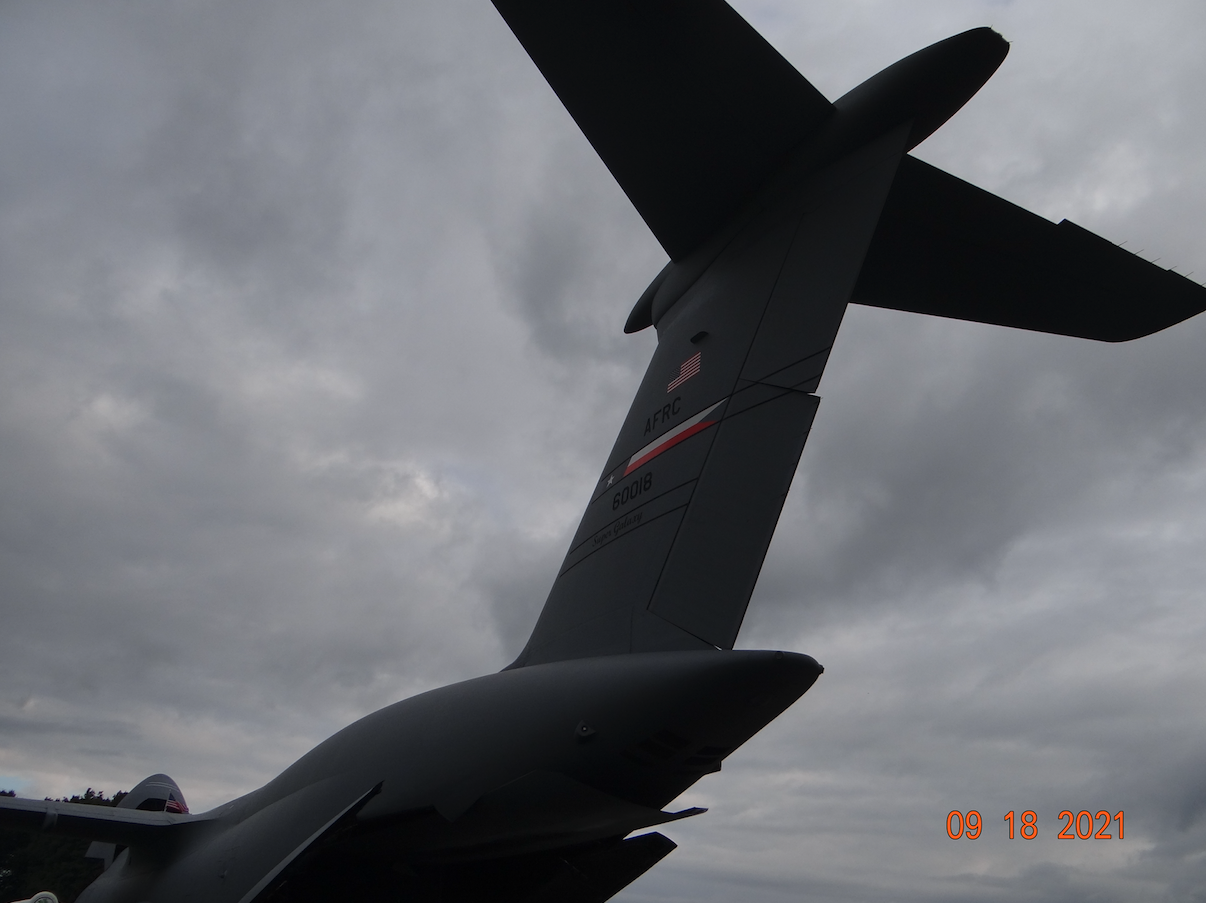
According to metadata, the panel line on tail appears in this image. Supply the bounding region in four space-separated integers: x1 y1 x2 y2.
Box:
561 489 695 577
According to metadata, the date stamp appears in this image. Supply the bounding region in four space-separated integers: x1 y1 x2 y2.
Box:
946 809 1124 840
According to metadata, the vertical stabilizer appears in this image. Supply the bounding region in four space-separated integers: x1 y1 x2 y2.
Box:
513 128 909 666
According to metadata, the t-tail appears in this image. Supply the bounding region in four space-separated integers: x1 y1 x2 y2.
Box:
497 2 1205 669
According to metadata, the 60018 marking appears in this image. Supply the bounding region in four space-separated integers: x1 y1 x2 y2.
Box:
613 472 653 509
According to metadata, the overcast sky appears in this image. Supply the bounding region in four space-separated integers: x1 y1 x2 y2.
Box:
2 1 1205 901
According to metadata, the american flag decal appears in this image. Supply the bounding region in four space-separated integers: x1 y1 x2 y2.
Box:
667 351 701 392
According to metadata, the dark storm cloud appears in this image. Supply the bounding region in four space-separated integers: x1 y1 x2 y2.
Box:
2 1 1205 901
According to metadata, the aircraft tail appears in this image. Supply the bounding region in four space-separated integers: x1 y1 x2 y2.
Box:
511 128 911 666
496 2 1206 668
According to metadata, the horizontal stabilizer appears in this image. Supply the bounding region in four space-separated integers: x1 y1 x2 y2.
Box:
852 155 1206 341
490 0 833 260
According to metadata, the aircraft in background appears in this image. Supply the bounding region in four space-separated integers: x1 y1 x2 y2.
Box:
4 3 1204 901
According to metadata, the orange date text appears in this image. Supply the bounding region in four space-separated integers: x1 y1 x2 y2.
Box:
945 810 1124 839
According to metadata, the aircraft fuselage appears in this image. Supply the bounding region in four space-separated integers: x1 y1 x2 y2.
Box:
77 650 820 902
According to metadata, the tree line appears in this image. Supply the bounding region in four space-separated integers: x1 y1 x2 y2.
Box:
0 788 126 903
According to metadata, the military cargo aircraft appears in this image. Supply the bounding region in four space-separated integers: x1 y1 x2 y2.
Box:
4 2 1204 901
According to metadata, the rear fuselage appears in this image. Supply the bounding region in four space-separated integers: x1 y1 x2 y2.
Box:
79 650 821 903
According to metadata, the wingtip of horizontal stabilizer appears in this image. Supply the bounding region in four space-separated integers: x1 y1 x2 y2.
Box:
831 26 1009 155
